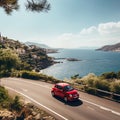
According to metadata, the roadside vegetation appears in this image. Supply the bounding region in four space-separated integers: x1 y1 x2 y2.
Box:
0 45 57 119
0 86 55 119
0 42 120 120
70 72 120 94
68 73 120 102
0 47 59 83
0 48 120 102
0 86 22 118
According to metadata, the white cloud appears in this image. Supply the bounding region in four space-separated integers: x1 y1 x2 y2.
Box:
80 26 97 35
98 22 120 34
49 21 120 48
57 33 74 41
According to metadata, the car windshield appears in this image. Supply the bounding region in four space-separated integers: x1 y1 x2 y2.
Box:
64 85 74 91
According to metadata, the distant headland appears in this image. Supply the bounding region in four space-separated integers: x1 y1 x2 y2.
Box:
96 43 120 52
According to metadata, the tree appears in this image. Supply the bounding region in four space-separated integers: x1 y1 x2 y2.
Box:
0 49 21 77
0 0 50 15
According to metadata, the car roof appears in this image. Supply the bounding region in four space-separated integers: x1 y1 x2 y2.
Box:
56 83 69 87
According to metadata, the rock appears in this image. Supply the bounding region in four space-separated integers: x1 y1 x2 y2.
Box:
0 110 15 120
25 115 33 120
43 116 56 120
34 113 41 120
66 58 81 61
0 104 55 120
32 111 37 116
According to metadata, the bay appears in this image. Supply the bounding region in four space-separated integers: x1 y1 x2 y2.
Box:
41 49 120 80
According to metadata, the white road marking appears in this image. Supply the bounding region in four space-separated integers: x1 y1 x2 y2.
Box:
81 98 120 116
4 78 120 117
100 106 111 111
111 111 120 116
5 86 68 120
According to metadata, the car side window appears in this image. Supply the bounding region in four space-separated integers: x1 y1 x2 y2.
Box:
63 86 68 91
55 85 57 88
63 85 74 91
56 85 63 90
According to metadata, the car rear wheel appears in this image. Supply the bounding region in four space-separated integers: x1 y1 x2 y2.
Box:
51 91 55 97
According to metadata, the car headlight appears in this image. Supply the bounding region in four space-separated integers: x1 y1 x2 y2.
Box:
69 94 72 97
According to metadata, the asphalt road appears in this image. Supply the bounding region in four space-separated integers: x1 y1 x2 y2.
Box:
1 78 120 120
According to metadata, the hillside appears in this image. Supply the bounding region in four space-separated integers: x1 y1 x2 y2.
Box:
0 36 54 71
96 43 120 52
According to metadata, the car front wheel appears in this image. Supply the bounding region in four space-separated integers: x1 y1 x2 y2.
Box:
64 97 68 102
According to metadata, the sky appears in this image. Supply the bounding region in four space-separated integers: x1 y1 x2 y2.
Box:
0 0 120 49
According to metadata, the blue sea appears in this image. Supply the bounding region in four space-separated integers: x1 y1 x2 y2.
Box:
41 49 120 80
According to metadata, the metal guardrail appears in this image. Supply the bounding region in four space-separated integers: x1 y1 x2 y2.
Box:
94 88 120 102
95 88 120 97
71 83 120 102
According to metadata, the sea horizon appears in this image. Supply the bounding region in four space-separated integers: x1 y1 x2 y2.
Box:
41 49 120 80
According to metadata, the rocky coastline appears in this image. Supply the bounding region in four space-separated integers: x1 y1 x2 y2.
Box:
0 37 55 72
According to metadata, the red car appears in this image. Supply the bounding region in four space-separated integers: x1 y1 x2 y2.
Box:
51 83 79 102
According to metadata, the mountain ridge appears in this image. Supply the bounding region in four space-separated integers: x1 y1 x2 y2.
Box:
25 41 58 53
25 41 51 49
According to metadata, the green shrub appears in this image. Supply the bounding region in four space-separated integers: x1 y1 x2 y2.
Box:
0 49 21 74
94 79 110 91
0 86 9 102
101 72 117 79
74 79 84 85
10 96 22 112
21 70 59 83
0 86 12 108
84 87 96 95
110 81 120 94
81 73 98 87
21 71 41 80
117 71 120 79
0 86 22 110
76 73 111 92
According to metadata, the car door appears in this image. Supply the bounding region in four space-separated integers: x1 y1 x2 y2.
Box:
55 85 64 98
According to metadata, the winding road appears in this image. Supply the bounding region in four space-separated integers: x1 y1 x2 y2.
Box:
1 78 120 120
